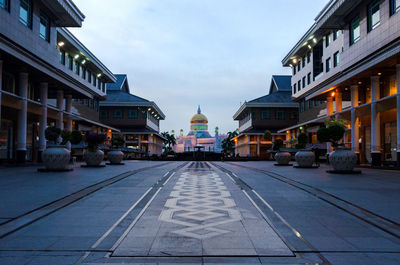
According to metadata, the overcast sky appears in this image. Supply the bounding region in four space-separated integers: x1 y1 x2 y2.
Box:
70 0 329 135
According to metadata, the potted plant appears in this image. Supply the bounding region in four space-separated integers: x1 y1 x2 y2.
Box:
70 130 83 145
108 135 125 165
295 133 315 168
317 118 357 172
263 130 272 141
41 127 71 171
83 132 106 167
273 139 291 165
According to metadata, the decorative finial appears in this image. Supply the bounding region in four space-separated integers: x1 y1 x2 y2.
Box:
197 105 201 114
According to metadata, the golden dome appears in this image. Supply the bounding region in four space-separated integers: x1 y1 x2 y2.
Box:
191 105 208 123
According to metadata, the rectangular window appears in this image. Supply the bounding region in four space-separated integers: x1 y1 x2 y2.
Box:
390 0 400 15
39 12 50 41
59 49 65 65
81 66 86 79
85 99 89 107
300 102 304 112
275 110 285 120
102 82 106 92
304 100 308 111
297 80 301 91
90 99 94 109
93 75 96 86
0 0 10 11
368 0 380 32
75 61 80 75
98 80 101 90
325 33 331 47
297 63 301 72
293 65 296 75
302 56 305 67
309 100 313 109
293 83 297 94
350 15 360 45
100 110 109 119
261 110 270 120
307 51 311 63
290 112 297 120
128 109 138 119
95 100 99 112
251 111 256 120
307 72 311 85
19 0 32 28
333 30 339 41
326 57 331 72
88 71 92 83
333 51 339 67
80 99 84 104
68 55 73 70
302 76 306 88
113 109 123 119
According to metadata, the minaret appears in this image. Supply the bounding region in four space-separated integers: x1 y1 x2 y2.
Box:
197 105 201 114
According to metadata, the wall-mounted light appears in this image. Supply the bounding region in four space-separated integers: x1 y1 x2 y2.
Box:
307 45 312 49
289 64 293 67
312 38 317 43
82 59 86 65
148 108 151 111
358 81 362 84
74 54 80 59
97 73 102 78
331 92 335 97
378 72 382 76
299 126 304 130
58 41 65 47
292 58 297 64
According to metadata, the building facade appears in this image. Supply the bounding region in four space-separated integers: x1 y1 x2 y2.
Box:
280 0 400 166
0 0 116 163
233 75 299 158
174 106 226 153
100 74 165 156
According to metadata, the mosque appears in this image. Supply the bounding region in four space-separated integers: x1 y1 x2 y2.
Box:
173 106 226 153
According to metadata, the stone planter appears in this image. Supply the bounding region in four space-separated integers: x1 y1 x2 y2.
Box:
295 150 315 167
108 150 124 164
84 149 105 166
42 145 70 170
275 151 291 165
329 148 357 171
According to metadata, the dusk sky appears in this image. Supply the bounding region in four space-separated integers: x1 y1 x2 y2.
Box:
70 0 329 135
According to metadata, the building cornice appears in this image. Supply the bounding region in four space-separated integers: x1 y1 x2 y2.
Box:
99 101 166 120
233 102 299 120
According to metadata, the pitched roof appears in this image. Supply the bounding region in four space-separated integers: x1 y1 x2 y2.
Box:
272 75 292 92
106 74 128 91
248 91 293 103
104 90 149 102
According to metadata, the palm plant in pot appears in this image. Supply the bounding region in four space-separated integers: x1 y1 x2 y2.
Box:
108 135 125 165
294 133 315 168
273 139 291 165
41 127 71 171
317 118 357 172
84 132 106 167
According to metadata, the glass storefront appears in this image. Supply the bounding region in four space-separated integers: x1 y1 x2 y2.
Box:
384 121 397 162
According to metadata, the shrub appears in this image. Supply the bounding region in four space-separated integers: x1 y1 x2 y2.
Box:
263 130 272 141
61 130 71 145
45 127 61 144
111 135 125 149
317 118 348 148
273 139 284 151
85 132 106 151
70 131 83 145
296 133 308 149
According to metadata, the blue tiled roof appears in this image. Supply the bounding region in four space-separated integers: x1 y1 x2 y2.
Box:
187 130 212 138
105 90 149 102
248 91 292 103
106 74 127 91
272 75 292 92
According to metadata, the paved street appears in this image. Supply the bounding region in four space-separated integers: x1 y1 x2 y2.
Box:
0 161 400 264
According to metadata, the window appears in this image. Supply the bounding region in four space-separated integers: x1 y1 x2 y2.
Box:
390 0 400 15
293 65 296 75
75 61 80 75
297 63 301 72
304 100 308 111
261 110 270 120
19 0 32 28
88 71 92 83
368 0 380 32
81 66 86 79
85 99 89 107
128 109 138 119
0 0 10 11
59 49 65 65
350 15 360 45
307 51 311 63
80 99 84 104
93 75 96 86
98 80 101 90
293 83 297 94
251 111 256 120
307 72 311 85
309 100 313 109
297 80 301 91
302 56 305 67
290 112 297 120
325 33 331 47
102 82 106 92
333 51 339 67
275 110 285 120
300 102 304 112
95 100 99 112
67 55 73 70
39 12 50 41
326 57 331 72
302 76 306 88
113 109 123 119
333 30 339 41
100 110 109 119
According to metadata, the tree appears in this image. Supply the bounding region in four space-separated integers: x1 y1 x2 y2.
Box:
221 130 238 156
263 130 272 141
161 131 176 155
317 118 348 148
295 133 308 149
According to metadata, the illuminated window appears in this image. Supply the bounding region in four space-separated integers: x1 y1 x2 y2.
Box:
0 0 10 11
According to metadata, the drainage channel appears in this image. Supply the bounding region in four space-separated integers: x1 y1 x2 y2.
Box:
226 162 400 240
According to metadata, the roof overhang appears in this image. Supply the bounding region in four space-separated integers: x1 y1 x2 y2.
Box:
69 114 120 132
233 102 299 120
40 0 85 27
99 101 166 120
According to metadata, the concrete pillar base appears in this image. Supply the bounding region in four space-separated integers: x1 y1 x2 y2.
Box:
371 152 381 167
16 150 26 163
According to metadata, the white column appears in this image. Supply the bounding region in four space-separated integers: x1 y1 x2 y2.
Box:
371 76 381 163
56 90 64 130
335 91 342 119
17 73 28 158
257 135 260 157
327 96 333 116
0 60 3 128
247 135 250 157
65 95 72 131
396 65 400 165
351 85 359 153
39 83 48 151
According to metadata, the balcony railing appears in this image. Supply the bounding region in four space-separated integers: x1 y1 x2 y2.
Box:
239 114 252 133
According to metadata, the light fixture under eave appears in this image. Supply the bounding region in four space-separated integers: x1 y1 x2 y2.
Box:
148 108 151 111
97 73 102 78
58 41 65 47
313 38 317 43
82 59 86 65
331 92 335 97
378 72 382 76
308 45 312 49
74 54 80 59
292 58 297 64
